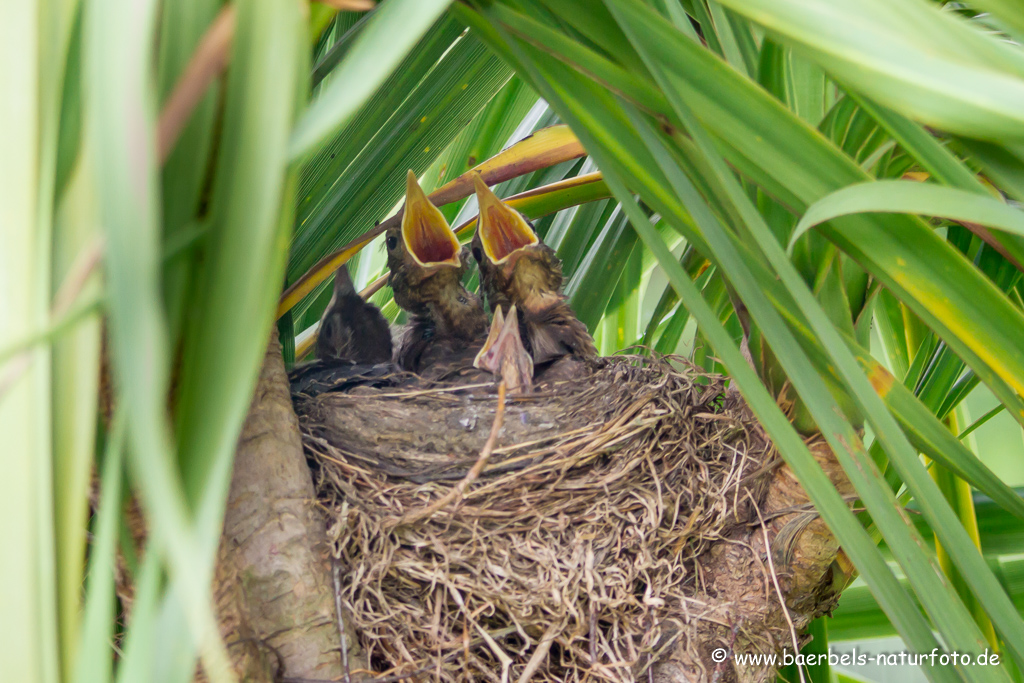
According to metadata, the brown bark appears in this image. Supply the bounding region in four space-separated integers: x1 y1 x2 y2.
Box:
213 329 365 680
649 428 854 683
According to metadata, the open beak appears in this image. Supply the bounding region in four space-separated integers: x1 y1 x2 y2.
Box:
473 173 539 264
402 169 462 268
474 304 533 394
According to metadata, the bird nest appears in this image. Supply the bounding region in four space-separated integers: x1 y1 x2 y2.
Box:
295 354 779 683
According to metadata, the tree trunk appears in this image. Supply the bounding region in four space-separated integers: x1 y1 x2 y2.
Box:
213 329 364 680
650 432 853 683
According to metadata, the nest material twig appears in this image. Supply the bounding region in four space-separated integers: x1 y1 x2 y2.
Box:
295 355 789 682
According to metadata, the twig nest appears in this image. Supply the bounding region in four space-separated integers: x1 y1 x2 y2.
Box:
295 355 778 682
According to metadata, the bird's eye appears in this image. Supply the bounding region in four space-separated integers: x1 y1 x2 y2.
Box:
457 295 467 304
472 246 483 262
386 235 398 251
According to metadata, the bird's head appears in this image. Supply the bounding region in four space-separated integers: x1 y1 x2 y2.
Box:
470 173 563 314
387 170 470 315
316 264 357 360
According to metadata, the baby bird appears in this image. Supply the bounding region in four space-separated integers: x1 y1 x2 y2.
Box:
473 303 534 394
470 173 596 373
387 170 487 373
289 264 394 396
316 264 394 363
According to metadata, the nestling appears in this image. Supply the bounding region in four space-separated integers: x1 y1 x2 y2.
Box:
288 263 395 396
316 263 394 364
470 173 597 372
473 303 534 394
387 170 488 373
